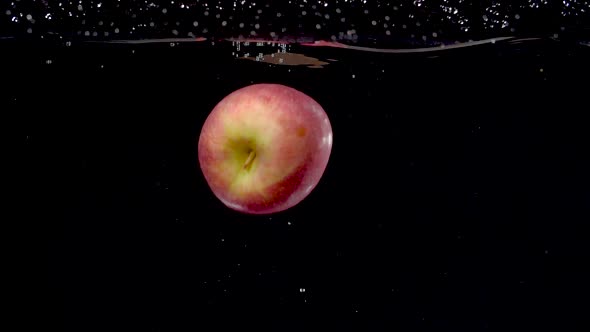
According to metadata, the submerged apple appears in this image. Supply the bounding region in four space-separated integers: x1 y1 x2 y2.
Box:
198 83 333 214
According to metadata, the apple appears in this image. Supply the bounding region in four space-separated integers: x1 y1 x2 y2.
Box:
198 83 333 215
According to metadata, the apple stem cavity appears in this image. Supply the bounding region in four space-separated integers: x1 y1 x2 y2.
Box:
243 149 256 170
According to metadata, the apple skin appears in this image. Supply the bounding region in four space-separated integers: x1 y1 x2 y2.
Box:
198 83 333 215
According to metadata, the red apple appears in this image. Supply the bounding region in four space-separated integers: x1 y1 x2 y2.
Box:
198 83 333 215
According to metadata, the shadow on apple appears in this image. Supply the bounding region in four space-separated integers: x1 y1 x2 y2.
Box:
198 83 333 215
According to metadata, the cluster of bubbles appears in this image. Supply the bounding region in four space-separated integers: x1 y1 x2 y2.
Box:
1 0 588 43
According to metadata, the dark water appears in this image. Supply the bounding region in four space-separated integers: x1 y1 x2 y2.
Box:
9 1 590 331
13 36 589 332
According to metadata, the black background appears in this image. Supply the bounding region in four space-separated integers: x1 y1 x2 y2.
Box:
11 38 590 331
